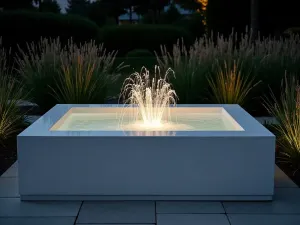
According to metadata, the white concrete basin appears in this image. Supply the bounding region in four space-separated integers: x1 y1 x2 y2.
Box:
17 104 275 201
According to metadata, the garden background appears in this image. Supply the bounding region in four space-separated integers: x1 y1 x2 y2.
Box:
0 0 300 184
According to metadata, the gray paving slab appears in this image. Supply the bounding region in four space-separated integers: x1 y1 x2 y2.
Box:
156 201 224 214
0 161 299 225
12 161 18 167
0 177 19 197
77 201 155 224
274 166 298 188
223 188 300 214
1 162 18 177
157 214 230 225
0 198 82 217
228 214 300 225
0 217 76 225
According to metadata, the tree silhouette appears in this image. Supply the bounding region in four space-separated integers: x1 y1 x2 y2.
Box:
174 0 202 11
135 0 170 23
39 0 61 13
123 0 141 23
97 0 126 24
87 1 107 26
66 0 90 16
159 3 182 24
259 0 300 36
206 0 251 36
0 0 33 10
250 0 259 38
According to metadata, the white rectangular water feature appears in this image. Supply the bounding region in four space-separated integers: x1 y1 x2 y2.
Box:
18 104 275 201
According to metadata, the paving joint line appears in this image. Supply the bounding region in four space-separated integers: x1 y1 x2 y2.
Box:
73 201 83 225
154 201 157 225
221 202 232 225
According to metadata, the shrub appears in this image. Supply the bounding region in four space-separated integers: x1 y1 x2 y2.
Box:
113 56 157 94
263 74 300 174
0 11 100 53
16 38 125 111
98 25 193 56
126 49 154 58
105 17 117 26
141 12 154 24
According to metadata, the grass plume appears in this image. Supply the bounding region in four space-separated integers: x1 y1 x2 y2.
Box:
157 31 300 106
207 60 260 105
51 41 125 104
0 39 27 143
16 38 125 109
263 74 300 174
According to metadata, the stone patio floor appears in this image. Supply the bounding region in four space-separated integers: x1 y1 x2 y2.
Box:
0 162 300 225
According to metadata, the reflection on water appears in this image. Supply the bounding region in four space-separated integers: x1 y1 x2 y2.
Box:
123 130 177 136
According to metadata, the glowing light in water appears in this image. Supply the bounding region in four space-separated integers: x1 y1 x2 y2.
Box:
120 66 178 128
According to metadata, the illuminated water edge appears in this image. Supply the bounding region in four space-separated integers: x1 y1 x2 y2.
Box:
56 112 241 131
